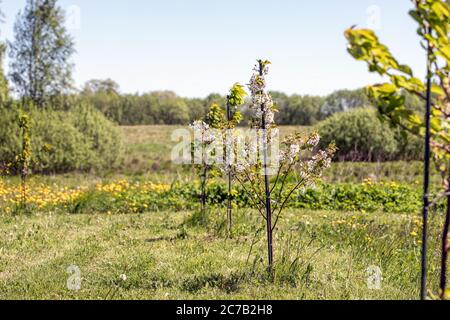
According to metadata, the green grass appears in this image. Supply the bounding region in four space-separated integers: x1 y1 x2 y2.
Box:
120 125 183 176
0 125 446 300
0 208 444 300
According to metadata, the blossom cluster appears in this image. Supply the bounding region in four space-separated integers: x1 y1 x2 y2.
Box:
306 148 334 177
225 129 335 179
281 131 322 163
248 62 275 126
189 120 215 145
186 61 335 185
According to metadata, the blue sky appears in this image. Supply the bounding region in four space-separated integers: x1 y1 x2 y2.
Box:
1 0 426 98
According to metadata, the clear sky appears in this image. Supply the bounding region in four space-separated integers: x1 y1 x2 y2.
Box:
1 0 426 98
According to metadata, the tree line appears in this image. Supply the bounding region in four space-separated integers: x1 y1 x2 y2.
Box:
0 1 424 127
76 80 424 126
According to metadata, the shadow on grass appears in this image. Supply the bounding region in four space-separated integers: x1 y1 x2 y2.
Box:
145 227 189 243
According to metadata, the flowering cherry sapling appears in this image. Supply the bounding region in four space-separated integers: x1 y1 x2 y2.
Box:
226 60 336 270
190 119 216 216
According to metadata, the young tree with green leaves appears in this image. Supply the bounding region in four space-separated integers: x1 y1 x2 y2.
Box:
345 0 450 300
9 0 75 108
17 112 32 209
224 83 247 236
190 85 246 231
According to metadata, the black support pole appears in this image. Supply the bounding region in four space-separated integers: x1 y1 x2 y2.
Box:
420 33 432 301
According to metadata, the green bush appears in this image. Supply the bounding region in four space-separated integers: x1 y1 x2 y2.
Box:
316 108 422 161
0 103 124 173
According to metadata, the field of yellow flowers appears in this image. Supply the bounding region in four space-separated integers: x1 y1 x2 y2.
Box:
0 176 426 216
0 180 87 213
0 178 174 215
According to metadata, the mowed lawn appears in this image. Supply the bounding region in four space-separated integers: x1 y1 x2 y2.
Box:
0 208 442 300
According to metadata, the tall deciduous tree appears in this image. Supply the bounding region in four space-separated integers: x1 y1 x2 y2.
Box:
9 0 75 108
0 0 9 105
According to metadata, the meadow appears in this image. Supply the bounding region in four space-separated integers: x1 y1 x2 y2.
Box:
0 125 446 300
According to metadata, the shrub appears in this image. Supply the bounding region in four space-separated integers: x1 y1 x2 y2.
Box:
316 108 422 162
0 103 124 173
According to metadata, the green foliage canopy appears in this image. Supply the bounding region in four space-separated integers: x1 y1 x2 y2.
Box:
9 0 75 108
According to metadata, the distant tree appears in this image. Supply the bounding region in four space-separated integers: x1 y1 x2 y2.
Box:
204 93 226 109
321 89 371 117
186 98 208 122
0 44 8 105
9 0 75 108
82 79 120 95
270 92 324 125
80 79 122 121
83 85 406 126
154 91 190 125
286 95 324 125
269 91 289 123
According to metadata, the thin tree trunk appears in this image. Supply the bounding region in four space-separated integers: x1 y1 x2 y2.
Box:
226 99 233 237
263 146 273 272
440 183 450 299
21 121 27 209
420 31 433 301
201 166 207 217
259 61 273 272
227 173 232 236
21 173 27 208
